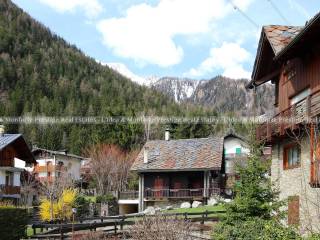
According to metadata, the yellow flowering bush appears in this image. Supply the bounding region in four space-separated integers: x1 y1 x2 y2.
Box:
40 189 77 221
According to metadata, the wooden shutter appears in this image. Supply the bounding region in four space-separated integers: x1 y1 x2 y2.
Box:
288 196 299 225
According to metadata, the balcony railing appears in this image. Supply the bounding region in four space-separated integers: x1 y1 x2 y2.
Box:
119 191 139 200
0 185 20 195
119 188 227 200
144 188 204 199
256 90 320 142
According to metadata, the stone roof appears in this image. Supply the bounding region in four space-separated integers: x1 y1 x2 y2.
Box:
0 134 22 150
263 25 302 55
32 148 88 161
131 137 224 172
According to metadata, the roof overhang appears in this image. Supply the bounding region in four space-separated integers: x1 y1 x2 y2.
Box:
0 135 36 164
132 167 221 173
247 30 280 89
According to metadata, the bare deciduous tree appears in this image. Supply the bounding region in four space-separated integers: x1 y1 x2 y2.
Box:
86 144 137 195
20 171 39 206
128 214 193 240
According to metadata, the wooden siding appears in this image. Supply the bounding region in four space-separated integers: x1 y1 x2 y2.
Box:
278 53 320 112
0 146 17 167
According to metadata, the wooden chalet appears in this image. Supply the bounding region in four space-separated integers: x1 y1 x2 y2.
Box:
0 132 35 199
247 12 320 231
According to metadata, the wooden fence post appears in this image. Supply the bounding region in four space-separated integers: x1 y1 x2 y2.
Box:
114 222 117 234
120 216 125 230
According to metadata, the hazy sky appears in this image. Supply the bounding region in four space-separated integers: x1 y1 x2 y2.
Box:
13 0 320 80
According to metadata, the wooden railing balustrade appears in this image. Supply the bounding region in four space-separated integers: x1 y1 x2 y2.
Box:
256 90 320 142
0 184 20 195
119 191 139 199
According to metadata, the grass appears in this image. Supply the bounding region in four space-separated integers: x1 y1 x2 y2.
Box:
26 226 44 237
165 204 225 214
84 196 96 203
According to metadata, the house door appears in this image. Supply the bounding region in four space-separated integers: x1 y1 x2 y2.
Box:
154 176 164 197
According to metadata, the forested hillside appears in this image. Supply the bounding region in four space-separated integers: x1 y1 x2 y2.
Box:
0 0 250 154
0 0 190 153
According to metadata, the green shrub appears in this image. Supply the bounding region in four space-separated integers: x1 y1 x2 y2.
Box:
74 195 90 218
306 234 320 240
212 217 300 240
0 206 29 240
96 194 114 203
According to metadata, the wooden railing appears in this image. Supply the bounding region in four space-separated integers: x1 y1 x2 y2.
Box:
0 185 20 195
119 191 139 200
144 188 204 199
256 90 320 142
119 188 227 200
31 209 226 239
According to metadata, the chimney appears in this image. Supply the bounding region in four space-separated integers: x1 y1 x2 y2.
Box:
165 128 170 141
144 147 149 164
0 125 4 137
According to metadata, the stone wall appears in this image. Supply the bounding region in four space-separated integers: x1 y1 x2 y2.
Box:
271 136 320 234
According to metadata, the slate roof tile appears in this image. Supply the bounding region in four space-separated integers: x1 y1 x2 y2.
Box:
131 137 223 172
263 25 302 55
0 134 22 150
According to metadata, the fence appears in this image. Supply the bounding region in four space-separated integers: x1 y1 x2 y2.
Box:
31 209 225 239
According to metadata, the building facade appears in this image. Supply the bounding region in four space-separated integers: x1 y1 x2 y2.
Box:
247 13 320 233
120 131 249 213
32 148 87 183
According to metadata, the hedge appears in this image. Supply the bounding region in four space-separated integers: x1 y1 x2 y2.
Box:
0 206 29 240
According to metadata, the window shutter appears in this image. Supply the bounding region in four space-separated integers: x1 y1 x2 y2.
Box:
310 124 315 183
288 196 299 225
236 148 241 155
283 147 288 169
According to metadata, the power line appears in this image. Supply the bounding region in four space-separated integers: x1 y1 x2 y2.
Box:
267 0 291 25
227 0 259 29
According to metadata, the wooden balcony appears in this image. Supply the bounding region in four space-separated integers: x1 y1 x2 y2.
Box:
256 90 320 142
144 188 203 199
119 188 225 200
0 185 20 195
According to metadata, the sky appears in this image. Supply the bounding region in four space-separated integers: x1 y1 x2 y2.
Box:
12 0 320 81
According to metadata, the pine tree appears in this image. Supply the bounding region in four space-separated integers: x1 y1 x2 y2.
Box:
212 129 300 240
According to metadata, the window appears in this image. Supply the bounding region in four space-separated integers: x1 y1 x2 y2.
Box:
235 148 241 155
290 88 310 105
283 143 301 169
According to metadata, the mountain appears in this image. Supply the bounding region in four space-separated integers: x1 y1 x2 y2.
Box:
150 76 274 116
107 64 274 116
0 0 185 153
151 77 201 102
